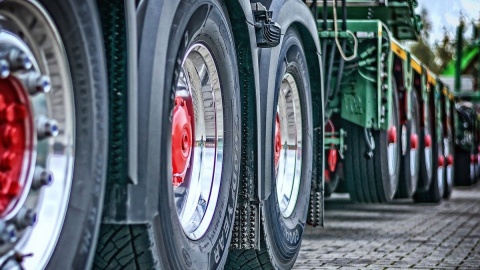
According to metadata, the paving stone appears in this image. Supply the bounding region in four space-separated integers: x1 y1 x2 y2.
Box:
294 184 480 269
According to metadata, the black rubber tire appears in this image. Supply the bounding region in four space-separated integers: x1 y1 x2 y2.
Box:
226 27 313 270
414 142 444 203
454 146 475 186
414 94 444 203
95 1 241 269
417 96 433 192
22 0 109 269
325 162 342 197
398 91 420 198
343 88 400 203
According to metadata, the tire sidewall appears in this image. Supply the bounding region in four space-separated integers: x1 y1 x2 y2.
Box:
264 27 312 268
376 88 400 200
37 0 108 268
153 1 240 269
418 98 433 191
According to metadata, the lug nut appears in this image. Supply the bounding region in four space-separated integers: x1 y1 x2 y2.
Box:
32 166 53 189
36 116 59 140
0 59 10 79
7 48 32 71
13 207 37 229
21 73 51 95
0 223 17 244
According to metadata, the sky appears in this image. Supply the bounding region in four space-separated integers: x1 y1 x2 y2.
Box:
417 0 480 44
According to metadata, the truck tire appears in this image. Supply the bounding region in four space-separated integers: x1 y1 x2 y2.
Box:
414 96 444 203
454 146 475 186
343 88 400 203
398 91 420 198
95 1 241 269
443 136 454 199
325 162 342 197
324 120 342 197
226 27 313 270
0 0 108 269
417 96 434 192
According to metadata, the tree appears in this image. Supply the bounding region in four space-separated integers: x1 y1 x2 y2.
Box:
410 8 441 73
434 30 455 72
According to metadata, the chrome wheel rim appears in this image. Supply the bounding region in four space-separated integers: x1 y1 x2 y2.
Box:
172 44 223 240
0 1 74 268
410 110 419 187
275 73 302 219
424 102 433 180
437 143 444 196
387 110 398 182
444 138 453 188
470 156 475 180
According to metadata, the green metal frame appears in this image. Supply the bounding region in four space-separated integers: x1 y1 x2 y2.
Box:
320 20 393 130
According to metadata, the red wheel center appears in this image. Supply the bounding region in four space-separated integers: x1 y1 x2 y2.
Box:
410 134 418 149
274 114 281 171
424 134 432 148
172 97 193 187
438 155 445 167
447 155 453 166
328 149 338 173
388 126 397 144
325 120 338 173
0 77 33 215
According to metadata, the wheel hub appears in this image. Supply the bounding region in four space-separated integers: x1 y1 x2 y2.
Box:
410 134 418 149
325 121 337 173
0 77 33 214
438 155 445 167
328 149 338 173
388 126 397 143
447 155 453 166
275 72 302 218
274 114 281 171
0 1 75 267
424 134 432 147
172 97 193 187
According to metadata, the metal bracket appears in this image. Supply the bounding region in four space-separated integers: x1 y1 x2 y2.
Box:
364 128 375 159
251 2 281 48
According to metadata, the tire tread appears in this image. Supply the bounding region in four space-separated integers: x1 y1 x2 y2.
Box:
225 249 274 270
93 225 156 270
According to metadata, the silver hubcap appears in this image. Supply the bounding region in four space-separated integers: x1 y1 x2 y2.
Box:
0 1 74 268
410 111 419 187
387 114 398 180
424 103 432 180
437 144 444 195
173 44 223 240
275 73 302 219
444 138 453 187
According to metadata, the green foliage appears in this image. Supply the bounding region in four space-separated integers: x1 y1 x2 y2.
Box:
410 8 442 73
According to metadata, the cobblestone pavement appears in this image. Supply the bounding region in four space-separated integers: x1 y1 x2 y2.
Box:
294 184 480 269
